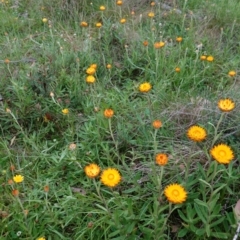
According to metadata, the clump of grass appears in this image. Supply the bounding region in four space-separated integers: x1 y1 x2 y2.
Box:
0 0 239 239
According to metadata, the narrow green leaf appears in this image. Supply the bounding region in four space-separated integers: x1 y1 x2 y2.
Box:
210 232 229 239
178 228 188 238
194 203 208 223
194 199 209 209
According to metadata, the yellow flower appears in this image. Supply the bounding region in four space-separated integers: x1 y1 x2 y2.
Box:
154 41 165 49
228 71 236 77
86 67 96 75
80 21 88 27
200 55 207 61
96 22 102 28
164 184 187 204
206 55 214 62
99 5 105 11
175 67 181 72
218 98 235 112
148 12 155 18
155 153 168 166
120 18 126 24
104 109 114 118
42 18 48 23
84 164 101 178
37 237 46 240
106 64 112 69
62 108 69 115
176 37 183 42
187 125 207 142
116 0 123 6
210 143 234 164
139 82 152 93
90 64 97 69
13 175 24 183
152 120 162 129
100 168 121 187
86 75 96 84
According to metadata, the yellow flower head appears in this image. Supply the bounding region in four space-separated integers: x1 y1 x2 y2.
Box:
96 22 102 28
86 75 96 84
86 67 96 75
99 5 105 11
175 67 181 72
187 125 207 142
210 143 234 164
176 37 183 42
206 55 214 62
150 2 156 6
106 64 112 69
154 41 165 49
228 71 236 77
164 183 187 204
148 12 155 18
84 164 101 178
100 168 121 187
155 153 168 166
62 108 69 115
42 18 48 23
90 64 97 69
218 98 235 112
13 174 24 183
116 0 123 6
37 237 46 240
104 109 114 118
200 55 207 61
80 21 88 27
152 120 162 129
139 82 152 93
120 18 126 24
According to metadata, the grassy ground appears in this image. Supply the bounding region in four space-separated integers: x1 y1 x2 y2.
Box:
0 0 240 239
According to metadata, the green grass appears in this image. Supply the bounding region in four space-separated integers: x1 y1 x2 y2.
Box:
0 0 240 239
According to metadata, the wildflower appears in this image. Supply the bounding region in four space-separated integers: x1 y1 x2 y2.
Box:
104 109 114 118
44 185 50 192
150 2 155 6
200 55 207 61
116 0 123 6
90 64 97 69
218 98 235 112
6 108 11 113
8 179 13 185
49 91 54 97
68 143 77 150
80 21 88 27
176 37 183 42
154 41 165 49
131 10 135 15
155 153 168 166
96 22 102 28
99 5 105 11
143 40 148 46
23 209 29 216
175 67 180 72
84 164 101 178
206 56 214 62
152 120 162 129
139 82 152 93
228 71 236 77
106 64 112 69
210 143 234 164
100 168 121 187
12 189 19 196
4 59 10 64
86 67 96 75
42 18 48 23
164 183 187 204
36 237 46 240
148 12 155 18
62 108 69 115
10 165 15 171
120 18 126 24
86 75 96 84
13 175 24 183
187 125 207 142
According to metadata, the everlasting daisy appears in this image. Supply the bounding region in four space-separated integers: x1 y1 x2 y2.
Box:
150 2 155 6
96 22 102 28
148 12 155 18
86 67 96 75
116 0 123 6
106 64 112 69
84 164 101 178
86 75 96 84
80 21 88 27
210 143 234 164
218 98 235 112
13 174 24 183
120 18 126 24
143 40 148 46
200 55 206 61
206 56 214 62
104 109 114 118
37 237 46 240
154 41 165 49
99 6 105 11
12 189 19 196
176 37 183 42
42 18 48 23
228 71 236 77
155 153 168 166
187 125 207 142
62 108 69 115
100 168 121 187
164 183 187 204
175 67 180 72
152 120 162 129
4 59 10 64
139 82 152 93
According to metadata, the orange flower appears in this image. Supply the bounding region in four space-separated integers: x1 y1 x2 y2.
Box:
12 189 19 196
150 2 155 6
106 64 112 69
152 120 162 129
116 0 123 6
10 165 15 171
85 164 101 178
206 56 214 62
175 67 181 72
86 75 96 84
228 71 236 77
200 55 207 60
176 37 183 42
143 40 148 46
155 153 168 166
104 109 114 118
96 22 102 28
80 21 88 27
90 64 97 69
4 59 10 64
86 67 96 75
44 185 49 192
154 41 165 49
